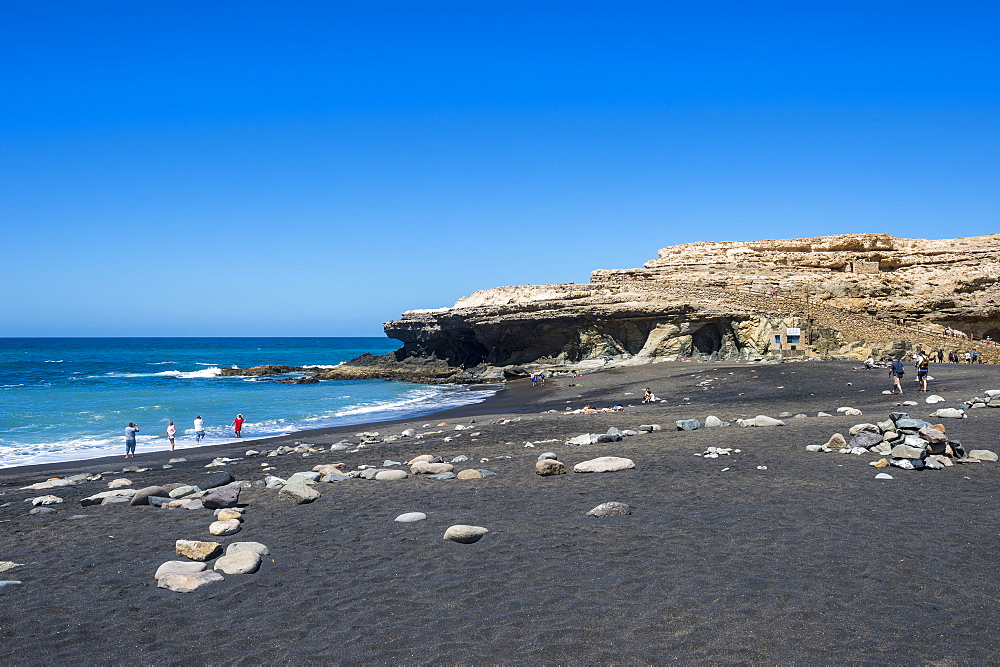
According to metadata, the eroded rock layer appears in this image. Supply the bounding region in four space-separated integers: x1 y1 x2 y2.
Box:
382 234 1000 371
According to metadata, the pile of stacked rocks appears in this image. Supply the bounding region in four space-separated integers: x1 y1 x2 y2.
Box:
963 389 1000 410
808 411 997 471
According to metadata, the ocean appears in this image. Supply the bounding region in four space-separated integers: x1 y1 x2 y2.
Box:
0 338 497 469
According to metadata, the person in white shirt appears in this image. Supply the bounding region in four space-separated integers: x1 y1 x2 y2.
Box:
166 421 177 450
194 416 205 443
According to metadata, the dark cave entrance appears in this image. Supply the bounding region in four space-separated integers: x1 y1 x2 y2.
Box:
691 323 725 355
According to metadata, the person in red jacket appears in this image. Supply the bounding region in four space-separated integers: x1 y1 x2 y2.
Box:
232 414 246 438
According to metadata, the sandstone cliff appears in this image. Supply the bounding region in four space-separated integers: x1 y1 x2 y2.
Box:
381 233 1000 371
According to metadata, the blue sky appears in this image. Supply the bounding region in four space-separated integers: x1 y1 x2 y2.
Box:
2 1 997 336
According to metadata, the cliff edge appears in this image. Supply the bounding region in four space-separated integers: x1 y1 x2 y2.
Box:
381 233 1000 373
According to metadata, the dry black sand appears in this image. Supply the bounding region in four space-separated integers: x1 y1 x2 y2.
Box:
1 360 999 664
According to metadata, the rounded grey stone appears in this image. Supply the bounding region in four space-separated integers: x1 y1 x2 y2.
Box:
443 525 488 544
586 502 632 517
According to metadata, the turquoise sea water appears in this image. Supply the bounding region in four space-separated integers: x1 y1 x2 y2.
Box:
0 338 495 469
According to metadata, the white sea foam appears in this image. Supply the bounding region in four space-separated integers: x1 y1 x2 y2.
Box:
0 383 498 469
44 360 64 363
94 367 224 380
303 363 346 369
172 367 224 379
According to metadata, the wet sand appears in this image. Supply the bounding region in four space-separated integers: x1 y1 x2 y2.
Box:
1 359 999 663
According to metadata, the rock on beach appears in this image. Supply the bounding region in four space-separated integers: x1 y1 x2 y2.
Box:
175 540 222 561
157 571 225 593
586 502 632 517
209 519 242 536
278 483 320 504
535 459 566 476
573 457 635 473
155 561 207 580
214 550 261 575
443 525 489 544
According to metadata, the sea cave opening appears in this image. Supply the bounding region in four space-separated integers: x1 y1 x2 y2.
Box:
691 323 724 355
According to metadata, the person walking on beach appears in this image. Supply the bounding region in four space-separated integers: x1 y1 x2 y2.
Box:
232 413 245 438
915 351 929 392
166 421 177 451
124 422 139 458
530 373 538 387
194 415 205 443
889 357 905 394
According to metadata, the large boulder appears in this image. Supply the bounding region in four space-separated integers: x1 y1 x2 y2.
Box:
849 431 883 449
535 459 566 476
154 561 207 580
374 469 408 481
209 519 242 536
443 525 489 544
175 540 222 561
586 502 632 517
202 485 240 510
410 462 455 475
930 408 966 419
278 483 320 504
573 457 636 473
80 490 136 507
200 471 235 490
157 571 224 593
130 486 167 506
213 550 261 575
891 444 926 460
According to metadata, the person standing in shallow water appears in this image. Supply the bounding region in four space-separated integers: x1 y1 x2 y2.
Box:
166 421 177 451
232 414 245 438
193 415 205 443
124 422 139 458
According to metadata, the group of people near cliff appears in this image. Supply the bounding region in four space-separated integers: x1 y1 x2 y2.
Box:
124 413 246 457
887 351 933 395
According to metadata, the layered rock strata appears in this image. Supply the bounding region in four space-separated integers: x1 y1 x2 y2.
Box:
381 234 999 368
225 234 1000 383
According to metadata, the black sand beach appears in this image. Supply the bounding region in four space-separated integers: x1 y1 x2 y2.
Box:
2 359 999 663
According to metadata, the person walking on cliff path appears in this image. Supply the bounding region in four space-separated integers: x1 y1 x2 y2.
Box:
232 414 245 438
194 415 205 443
166 421 177 451
889 357 905 394
124 422 139 458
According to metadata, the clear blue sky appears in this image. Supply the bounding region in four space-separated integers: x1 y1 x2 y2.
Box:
2 1 997 336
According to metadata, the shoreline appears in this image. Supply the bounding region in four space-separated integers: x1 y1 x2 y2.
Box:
0 377 530 483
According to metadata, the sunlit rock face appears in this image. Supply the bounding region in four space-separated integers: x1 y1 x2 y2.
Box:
383 234 1000 368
